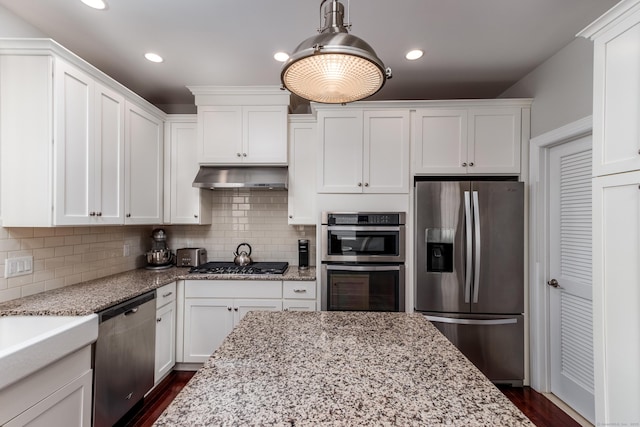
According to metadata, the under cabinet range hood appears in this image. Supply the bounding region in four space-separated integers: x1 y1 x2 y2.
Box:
192 166 288 190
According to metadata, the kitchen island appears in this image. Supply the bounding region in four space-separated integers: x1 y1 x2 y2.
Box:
153 311 533 426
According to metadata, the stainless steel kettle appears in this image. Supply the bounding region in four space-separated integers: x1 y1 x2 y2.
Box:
233 243 252 266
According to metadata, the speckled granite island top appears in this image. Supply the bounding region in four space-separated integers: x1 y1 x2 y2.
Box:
0 266 315 316
154 311 533 427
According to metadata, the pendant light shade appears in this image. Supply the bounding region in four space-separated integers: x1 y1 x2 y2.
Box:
281 0 391 104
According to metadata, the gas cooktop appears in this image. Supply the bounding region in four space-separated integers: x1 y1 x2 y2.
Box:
188 262 289 275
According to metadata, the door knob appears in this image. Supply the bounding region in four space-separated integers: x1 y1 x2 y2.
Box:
547 278 561 288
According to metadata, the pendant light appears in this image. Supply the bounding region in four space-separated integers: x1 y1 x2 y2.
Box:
281 0 392 104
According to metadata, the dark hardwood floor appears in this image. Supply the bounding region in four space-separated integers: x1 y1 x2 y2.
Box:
121 371 582 427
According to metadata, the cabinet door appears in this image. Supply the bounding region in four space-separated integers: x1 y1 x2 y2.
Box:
593 12 640 176
124 102 163 224
4 370 92 427
412 109 468 174
288 119 317 224
317 110 364 193
155 301 176 383
363 110 410 193
243 106 287 164
234 299 283 324
468 108 521 174
183 298 233 363
169 120 212 224
198 106 242 163
592 171 640 423
54 59 94 225
94 83 125 224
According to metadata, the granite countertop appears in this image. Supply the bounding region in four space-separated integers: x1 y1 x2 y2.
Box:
153 311 534 427
0 266 316 316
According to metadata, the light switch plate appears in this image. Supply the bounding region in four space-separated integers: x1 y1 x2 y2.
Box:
4 256 34 278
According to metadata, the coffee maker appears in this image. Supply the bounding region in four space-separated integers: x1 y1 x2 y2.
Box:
146 228 174 270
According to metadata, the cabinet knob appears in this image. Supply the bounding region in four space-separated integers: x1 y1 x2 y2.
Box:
358 182 362 187
89 212 96 216
462 162 467 167
237 153 242 157
234 307 238 311
364 183 369 187
284 308 289 311
289 215 293 219
96 212 102 217
242 153 247 157
468 162 474 167
156 318 162 323
194 214 198 218
227 307 232 311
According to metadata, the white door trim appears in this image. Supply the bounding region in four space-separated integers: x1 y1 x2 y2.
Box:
528 115 592 392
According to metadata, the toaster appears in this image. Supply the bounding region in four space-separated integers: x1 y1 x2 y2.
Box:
175 248 207 267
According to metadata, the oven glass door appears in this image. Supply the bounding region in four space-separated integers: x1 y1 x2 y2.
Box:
322 264 405 311
322 226 405 262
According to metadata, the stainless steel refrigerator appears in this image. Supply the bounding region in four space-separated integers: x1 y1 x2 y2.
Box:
415 180 524 386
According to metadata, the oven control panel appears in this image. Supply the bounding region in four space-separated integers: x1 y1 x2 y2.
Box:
324 212 405 226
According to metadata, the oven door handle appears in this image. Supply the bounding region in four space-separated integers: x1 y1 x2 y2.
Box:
326 226 403 232
325 264 402 272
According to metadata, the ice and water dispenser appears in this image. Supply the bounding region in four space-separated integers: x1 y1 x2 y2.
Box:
425 228 454 272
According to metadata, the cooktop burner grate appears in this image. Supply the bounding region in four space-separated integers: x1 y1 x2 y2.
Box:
189 262 289 275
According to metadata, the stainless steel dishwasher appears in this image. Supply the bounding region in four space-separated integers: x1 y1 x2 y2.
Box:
93 291 156 427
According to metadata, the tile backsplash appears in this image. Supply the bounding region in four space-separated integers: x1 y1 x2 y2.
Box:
0 189 315 303
166 189 316 265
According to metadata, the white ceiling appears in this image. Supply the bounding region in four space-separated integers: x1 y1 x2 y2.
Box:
0 0 619 111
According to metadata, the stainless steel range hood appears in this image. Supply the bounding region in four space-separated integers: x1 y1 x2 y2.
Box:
192 166 288 190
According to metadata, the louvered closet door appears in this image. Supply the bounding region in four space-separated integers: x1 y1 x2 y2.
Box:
549 135 594 424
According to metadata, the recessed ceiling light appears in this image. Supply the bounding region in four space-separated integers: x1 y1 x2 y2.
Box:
81 0 107 10
144 53 164 63
406 49 424 60
274 52 289 62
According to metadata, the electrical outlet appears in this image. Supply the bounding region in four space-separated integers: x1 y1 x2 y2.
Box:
123 244 131 257
4 256 33 278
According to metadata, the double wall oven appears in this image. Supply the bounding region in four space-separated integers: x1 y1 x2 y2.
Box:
321 212 406 311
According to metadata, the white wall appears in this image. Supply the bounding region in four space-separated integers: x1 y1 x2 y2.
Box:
500 38 594 138
0 5 46 37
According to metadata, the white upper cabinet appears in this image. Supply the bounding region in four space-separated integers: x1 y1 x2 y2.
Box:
0 39 165 227
587 4 640 176
164 116 212 225
124 101 164 225
413 106 522 175
316 108 410 193
288 115 317 225
189 86 290 165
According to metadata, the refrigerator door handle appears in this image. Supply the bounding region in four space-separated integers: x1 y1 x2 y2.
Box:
472 191 481 304
464 191 473 303
424 315 518 326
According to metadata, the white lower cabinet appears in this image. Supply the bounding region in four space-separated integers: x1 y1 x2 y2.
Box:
283 280 317 311
0 346 93 427
182 280 283 363
155 282 177 384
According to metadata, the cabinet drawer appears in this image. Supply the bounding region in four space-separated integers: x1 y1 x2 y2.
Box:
283 300 316 311
283 281 316 299
185 280 282 299
156 282 177 308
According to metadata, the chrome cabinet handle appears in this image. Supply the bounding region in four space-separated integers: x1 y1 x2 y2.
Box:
162 292 173 298
293 289 307 293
